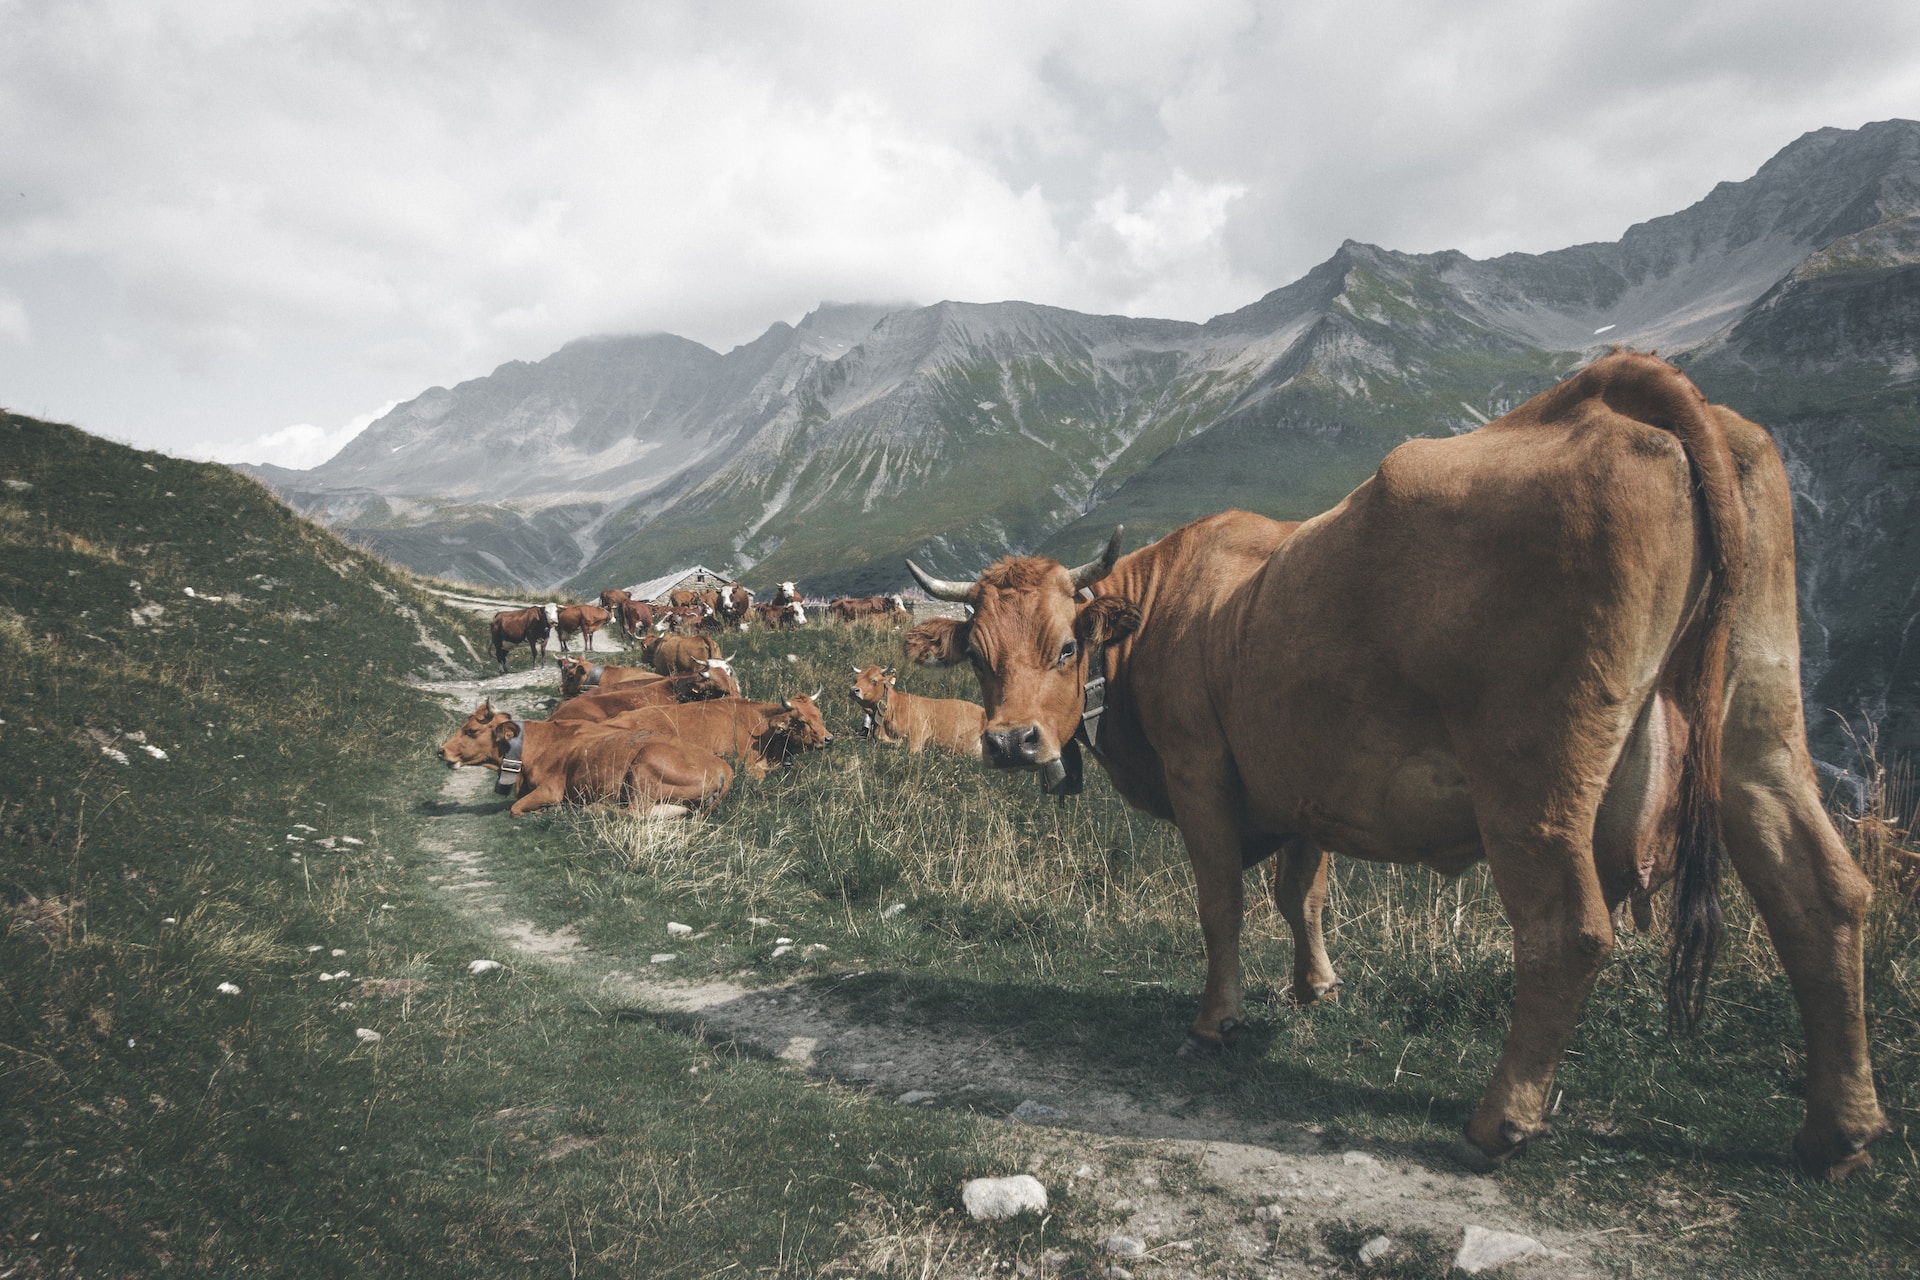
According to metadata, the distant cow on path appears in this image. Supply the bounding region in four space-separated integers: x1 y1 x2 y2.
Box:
489 603 558 673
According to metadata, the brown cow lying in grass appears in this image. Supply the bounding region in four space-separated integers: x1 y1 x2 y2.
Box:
650 633 723 675
551 669 737 721
847 665 984 757
556 655 741 700
600 694 832 780
438 702 732 818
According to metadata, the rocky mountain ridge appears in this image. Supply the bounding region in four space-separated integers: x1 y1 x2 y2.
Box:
244 118 1920 760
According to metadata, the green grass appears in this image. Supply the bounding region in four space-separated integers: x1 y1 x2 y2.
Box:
5 409 1917 1276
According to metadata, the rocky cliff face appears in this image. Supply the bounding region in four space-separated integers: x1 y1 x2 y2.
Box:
245 119 1920 761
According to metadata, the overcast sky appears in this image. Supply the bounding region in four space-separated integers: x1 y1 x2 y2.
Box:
3 0 1916 470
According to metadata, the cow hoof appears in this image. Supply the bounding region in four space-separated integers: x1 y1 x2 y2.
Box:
1446 1134 1504 1175
1290 979 1342 1007
1177 1034 1223 1058
1793 1123 1887 1182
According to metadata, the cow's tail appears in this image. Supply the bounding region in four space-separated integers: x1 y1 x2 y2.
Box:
1557 352 1748 1031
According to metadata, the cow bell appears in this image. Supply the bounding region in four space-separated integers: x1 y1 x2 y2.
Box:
1039 738 1085 798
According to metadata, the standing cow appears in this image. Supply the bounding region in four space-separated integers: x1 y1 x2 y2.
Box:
904 352 1886 1181
554 604 612 654
489 603 559 674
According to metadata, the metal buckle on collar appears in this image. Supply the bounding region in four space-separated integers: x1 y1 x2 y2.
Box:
494 729 524 795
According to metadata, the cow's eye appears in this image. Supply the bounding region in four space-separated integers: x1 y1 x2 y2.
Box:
1057 639 1077 666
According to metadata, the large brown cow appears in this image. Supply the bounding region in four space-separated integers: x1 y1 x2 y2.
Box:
904 352 1886 1180
847 665 984 757
602 694 833 779
598 587 633 612
438 702 732 818
489 603 559 673
650 633 723 675
554 604 612 653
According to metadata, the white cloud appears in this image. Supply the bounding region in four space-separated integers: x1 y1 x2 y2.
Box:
0 0 1916 458
199 399 399 470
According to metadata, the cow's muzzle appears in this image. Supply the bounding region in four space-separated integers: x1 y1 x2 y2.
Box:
982 725 1043 769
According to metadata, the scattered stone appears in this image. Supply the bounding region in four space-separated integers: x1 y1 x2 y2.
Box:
896 1090 939 1106
776 1037 818 1065
215 982 240 995
1011 1100 1069 1124
774 936 793 945
330 949 347 957
1454 1226 1546 1274
960 1174 1048 1220
162 917 177 925
667 922 694 937
804 943 828 954
1101 1236 1146 1258
1105 1269 1132 1280
1074 1164 1096 1179
339 836 364 846
1358 1235 1395 1265
649 953 676 964
306 945 322 952
467 960 502 974
770 944 793 958
882 902 906 917
1253 1204 1288 1221
747 916 772 926
1342 1150 1379 1166
354 1028 382 1043
1041 1250 1071 1269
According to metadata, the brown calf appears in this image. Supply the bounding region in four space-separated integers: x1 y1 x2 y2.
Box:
847 665 984 757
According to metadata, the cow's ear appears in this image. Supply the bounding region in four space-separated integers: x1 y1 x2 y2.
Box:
490 720 518 747
1075 596 1140 648
905 618 969 666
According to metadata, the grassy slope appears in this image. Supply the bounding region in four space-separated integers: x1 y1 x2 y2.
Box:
0 415 1029 1277
6 411 1915 1276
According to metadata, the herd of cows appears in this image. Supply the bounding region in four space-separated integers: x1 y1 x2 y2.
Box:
444 581 983 820
437 354 1889 1182
485 580 913 674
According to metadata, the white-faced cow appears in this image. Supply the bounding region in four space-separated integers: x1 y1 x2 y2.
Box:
904 352 1886 1181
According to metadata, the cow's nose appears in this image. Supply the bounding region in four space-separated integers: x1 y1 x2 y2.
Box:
983 725 1042 768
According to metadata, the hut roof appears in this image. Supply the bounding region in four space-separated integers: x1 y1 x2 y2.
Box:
622 565 736 604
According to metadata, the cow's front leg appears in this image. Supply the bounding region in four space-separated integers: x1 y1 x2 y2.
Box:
1272 837 1339 1005
1168 794 1252 1054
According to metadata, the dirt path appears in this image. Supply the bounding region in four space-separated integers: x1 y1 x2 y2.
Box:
417 673 1631 1278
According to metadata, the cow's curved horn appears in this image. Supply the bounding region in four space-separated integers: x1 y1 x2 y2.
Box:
1066 526 1125 590
811 687 822 701
906 558 973 602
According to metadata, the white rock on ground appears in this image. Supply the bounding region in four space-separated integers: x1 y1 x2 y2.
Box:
1455 1225 1547 1274
1358 1235 1395 1264
355 1028 382 1043
896 1090 939 1106
961 1174 1048 1221
467 960 502 974
667 922 694 936
1101 1237 1147 1258
1011 1100 1068 1124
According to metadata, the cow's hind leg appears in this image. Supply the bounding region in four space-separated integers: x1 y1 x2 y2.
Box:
1455 824 1615 1170
1722 743 1887 1179
1270 837 1339 1004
